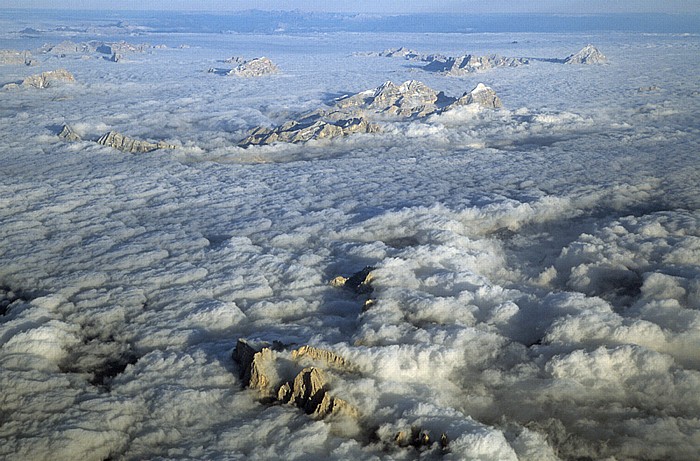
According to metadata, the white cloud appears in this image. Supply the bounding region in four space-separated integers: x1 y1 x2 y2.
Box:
1 11 699 461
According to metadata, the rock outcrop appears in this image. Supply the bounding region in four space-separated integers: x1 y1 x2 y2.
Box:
233 339 358 419
424 54 529 75
223 56 247 65
334 80 442 118
564 45 607 65
240 116 379 146
0 49 36 66
58 124 81 142
40 40 150 58
330 266 375 294
228 57 279 77
355 47 446 62
240 81 503 146
3 69 75 89
448 83 503 109
97 131 177 153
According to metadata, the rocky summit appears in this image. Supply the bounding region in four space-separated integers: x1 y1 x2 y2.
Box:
448 83 503 109
564 45 607 64
424 54 529 75
97 131 177 153
240 117 380 147
240 80 503 146
233 340 358 419
3 69 75 89
228 57 280 77
0 49 36 66
334 80 442 118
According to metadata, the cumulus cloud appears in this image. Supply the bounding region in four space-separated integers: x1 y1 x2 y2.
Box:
1 10 699 461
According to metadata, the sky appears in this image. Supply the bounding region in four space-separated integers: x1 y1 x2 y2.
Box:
2 0 700 14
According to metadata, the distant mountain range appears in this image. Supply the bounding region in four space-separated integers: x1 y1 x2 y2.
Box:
4 10 699 34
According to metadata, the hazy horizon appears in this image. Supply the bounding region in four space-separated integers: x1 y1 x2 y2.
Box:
2 0 700 14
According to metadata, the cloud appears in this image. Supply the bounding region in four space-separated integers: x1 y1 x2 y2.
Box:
1 10 699 461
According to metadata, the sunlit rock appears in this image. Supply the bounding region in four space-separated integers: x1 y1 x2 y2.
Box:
448 83 503 109
424 54 529 75
239 117 379 146
58 124 81 142
97 131 177 153
3 68 75 89
330 266 375 294
228 57 280 77
292 345 349 369
233 339 358 419
0 49 36 66
240 80 504 146
335 80 441 118
564 45 607 64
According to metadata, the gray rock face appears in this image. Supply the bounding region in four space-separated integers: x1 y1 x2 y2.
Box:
228 57 279 77
564 45 607 64
356 47 445 62
448 83 503 109
330 266 375 294
58 124 81 142
240 117 380 146
3 69 75 89
335 80 441 118
424 54 529 75
240 80 502 146
0 49 36 66
41 40 150 58
233 339 358 419
97 131 176 153
223 56 247 65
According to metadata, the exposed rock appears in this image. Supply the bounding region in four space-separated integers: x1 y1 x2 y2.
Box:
40 40 87 55
0 49 36 66
378 47 421 59
97 131 177 153
41 40 150 57
3 69 75 89
95 43 114 55
448 83 503 109
335 80 441 118
239 116 380 146
233 339 358 419
292 345 349 370
240 80 502 146
98 41 150 54
424 54 529 75
355 47 446 62
223 56 247 65
58 124 81 142
106 52 122 63
228 57 279 77
331 266 375 294
564 44 607 64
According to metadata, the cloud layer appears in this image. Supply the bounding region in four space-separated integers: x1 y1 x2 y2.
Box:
1 12 699 461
